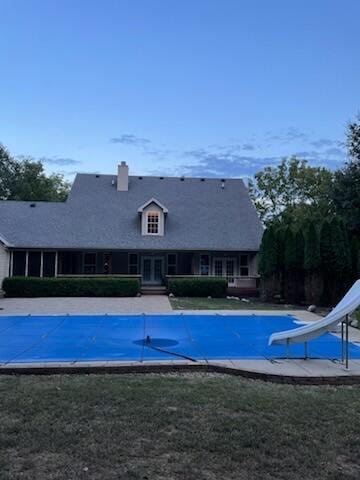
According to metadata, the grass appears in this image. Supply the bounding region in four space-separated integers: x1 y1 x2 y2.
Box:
1 373 360 479
170 296 303 310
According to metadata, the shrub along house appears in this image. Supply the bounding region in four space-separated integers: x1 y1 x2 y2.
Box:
0 162 263 295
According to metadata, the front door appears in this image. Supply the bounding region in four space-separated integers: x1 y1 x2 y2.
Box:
213 257 236 286
142 256 164 285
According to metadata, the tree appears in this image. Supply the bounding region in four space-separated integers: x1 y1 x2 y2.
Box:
304 223 321 272
347 114 360 161
10 160 69 201
331 218 351 278
350 237 360 281
0 144 18 199
332 115 360 236
258 226 281 301
320 218 351 303
282 227 305 304
258 227 278 277
0 144 70 201
284 227 297 271
303 222 322 304
249 156 334 224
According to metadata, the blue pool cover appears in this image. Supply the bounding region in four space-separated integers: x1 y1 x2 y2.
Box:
0 314 360 364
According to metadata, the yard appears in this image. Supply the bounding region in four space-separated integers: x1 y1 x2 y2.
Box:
170 296 303 310
1 373 360 479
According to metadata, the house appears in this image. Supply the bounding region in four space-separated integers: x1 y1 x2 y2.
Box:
0 162 263 294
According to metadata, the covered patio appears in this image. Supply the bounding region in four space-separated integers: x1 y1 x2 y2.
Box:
8 249 259 294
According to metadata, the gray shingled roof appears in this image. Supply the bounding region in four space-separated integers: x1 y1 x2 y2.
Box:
0 174 263 251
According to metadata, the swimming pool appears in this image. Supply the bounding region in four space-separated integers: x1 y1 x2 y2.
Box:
0 314 360 364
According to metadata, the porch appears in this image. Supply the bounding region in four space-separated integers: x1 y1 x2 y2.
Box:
8 250 259 294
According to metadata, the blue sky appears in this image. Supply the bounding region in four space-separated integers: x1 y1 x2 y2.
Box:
1 0 359 179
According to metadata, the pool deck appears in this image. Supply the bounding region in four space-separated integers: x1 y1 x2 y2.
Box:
0 295 173 315
1 296 360 384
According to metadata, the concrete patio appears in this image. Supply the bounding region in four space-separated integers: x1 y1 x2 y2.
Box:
0 295 172 315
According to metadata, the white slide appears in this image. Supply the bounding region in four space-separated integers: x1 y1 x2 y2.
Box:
269 280 360 346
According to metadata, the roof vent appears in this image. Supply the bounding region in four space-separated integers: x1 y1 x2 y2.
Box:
200 178 205 182
138 176 143 180
159 176 164 180
95 174 100 178
30 203 36 208
111 179 115 186
221 180 225 189
180 177 185 182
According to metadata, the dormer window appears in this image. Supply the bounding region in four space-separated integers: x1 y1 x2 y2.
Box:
147 211 160 234
138 198 168 236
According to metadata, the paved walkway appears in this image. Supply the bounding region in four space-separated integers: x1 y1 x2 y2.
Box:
0 296 172 315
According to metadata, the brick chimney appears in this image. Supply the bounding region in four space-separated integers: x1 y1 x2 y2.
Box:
117 161 129 191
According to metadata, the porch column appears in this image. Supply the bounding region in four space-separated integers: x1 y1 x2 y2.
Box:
40 251 44 277
25 251 29 277
9 250 13 277
54 252 58 277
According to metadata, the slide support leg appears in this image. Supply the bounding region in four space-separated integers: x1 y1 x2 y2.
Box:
341 320 345 363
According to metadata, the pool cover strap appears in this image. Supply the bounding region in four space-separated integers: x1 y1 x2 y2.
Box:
144 338 197 363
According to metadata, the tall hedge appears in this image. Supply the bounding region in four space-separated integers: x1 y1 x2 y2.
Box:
320 220 334 274
320 218 351 303
304 222 320 272
331 218 351 277
258 226 278 276
304 222 322 304
284 227 297 271
351 237 360 280
2 277 140 297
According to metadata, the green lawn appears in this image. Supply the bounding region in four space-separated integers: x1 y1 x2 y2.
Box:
1 373 360 479
170 296 303 310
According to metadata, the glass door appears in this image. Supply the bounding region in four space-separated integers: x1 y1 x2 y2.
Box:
213 258 236 286
141 257 164 285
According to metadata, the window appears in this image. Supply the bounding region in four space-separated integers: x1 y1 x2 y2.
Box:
240 254 249 276
167 254 177 275
43 252 56 277
28 252 41 277
214 259 223 276
83 253 97 274
128 253 138 274
12 251 26 276
200 254 210 275
103 253 111 274
147 212 159 234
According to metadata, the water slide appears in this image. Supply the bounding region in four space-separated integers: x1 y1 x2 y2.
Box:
269 279 360 346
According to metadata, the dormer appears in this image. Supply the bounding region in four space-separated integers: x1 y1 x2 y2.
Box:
137 198 168 236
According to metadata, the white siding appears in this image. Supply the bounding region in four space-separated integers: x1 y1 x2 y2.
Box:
0 243 10 287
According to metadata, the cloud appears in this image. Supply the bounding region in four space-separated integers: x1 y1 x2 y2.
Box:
282 127 309 143
242 143 255 151
323 147 345 157
110 134 151 147
40 157 81 166
178 139 347 178
181 149 280 177
309 138 339 149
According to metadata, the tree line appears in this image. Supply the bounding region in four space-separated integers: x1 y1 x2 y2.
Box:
0 144 69 201
250 115 360 306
